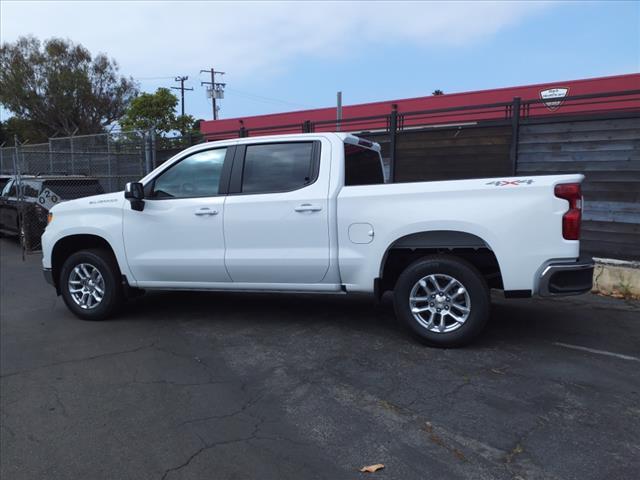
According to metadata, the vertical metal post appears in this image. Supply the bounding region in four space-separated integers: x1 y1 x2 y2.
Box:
48 139 53 173
336 91 342 132
302 120 312 133
509 97 521 176
239 121 247 138
70 135 75 175
13 135 26 258
151 129 157 169
389 104 398 183
106 134 113 192
144 131 152 174
0 142 4 174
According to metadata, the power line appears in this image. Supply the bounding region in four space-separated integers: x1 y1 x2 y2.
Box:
133 76 176 81
225 88 313 108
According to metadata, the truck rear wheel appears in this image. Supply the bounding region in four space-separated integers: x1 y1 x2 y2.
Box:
393 255 489 347
59 248 123 321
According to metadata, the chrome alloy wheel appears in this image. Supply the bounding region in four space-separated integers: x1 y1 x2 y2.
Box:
409 274 471 333
68 263 105 310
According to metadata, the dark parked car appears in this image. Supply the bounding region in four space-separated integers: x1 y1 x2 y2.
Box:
0 175 104 250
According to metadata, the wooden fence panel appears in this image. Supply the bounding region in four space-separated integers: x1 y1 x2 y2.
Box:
394 125 512 182
517 117 640 260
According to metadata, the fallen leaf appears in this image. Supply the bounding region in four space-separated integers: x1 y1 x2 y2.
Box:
360 463 385 473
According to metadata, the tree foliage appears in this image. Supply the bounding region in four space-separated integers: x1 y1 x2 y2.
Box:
0 36 138 142
432 89 445 96
0 117 49 145
120 88 198 135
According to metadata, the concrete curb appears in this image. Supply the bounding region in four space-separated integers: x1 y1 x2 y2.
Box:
592 257 640 299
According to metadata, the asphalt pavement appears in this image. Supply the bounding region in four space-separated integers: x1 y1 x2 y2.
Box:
1 238 639 480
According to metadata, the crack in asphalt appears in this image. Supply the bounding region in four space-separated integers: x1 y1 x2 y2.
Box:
160 417 265 480
0 342 157 379
177 387 266 427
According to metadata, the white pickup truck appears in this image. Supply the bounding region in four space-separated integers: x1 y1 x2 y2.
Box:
42 133 593 347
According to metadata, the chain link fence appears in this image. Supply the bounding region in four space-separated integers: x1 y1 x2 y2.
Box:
0 129 203 253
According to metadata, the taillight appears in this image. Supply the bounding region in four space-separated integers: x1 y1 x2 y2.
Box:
554 183 582 240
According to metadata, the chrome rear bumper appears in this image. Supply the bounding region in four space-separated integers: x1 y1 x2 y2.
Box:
538 258 594 297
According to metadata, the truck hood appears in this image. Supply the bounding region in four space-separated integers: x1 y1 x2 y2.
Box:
50 191 125 213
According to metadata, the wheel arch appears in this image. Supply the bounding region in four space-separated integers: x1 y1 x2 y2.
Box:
377 230 503 296
51 234 121 293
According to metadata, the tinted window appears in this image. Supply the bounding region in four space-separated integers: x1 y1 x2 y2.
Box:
1 180 13 197
151 148 227 199
344 144 385 186
44 180 104 199
23 181 41 198
5 180 17 197
241 142 315 194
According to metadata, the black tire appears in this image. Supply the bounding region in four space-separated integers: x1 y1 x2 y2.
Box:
59 248 123 321
393 255 489 348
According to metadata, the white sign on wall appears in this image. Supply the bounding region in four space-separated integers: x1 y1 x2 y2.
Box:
540 87 570 111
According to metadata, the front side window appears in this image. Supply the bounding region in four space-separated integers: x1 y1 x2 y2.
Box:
151 148 227 199
344 144 385 186
241 142 315 194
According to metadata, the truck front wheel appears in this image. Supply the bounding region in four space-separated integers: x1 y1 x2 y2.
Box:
393 255 490 347
59 249 123 321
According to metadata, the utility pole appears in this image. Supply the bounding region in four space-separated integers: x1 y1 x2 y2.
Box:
171 76 193 117
336 91 343 132
200 68 226 120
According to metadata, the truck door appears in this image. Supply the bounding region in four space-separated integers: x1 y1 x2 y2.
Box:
123 147 232 286
223 140 330 284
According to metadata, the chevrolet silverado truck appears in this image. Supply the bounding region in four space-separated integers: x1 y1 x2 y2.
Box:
41 133 593 347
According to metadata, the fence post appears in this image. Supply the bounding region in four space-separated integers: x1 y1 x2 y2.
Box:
48 139 53 174
509 97 521 176
151 129 157 169
70 134 75 175
389 104 398 183
106 134 113 192
144 131 152 175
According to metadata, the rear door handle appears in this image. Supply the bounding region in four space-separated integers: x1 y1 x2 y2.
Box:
194 207 218 216
294 203 322 212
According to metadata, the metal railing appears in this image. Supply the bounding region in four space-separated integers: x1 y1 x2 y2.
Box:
203 88 640 180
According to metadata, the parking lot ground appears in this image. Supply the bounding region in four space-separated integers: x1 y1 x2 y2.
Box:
1 237 639 480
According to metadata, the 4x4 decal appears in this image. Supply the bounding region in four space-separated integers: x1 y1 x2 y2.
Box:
485 179 534 187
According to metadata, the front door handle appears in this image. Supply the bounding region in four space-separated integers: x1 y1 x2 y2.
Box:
194 207 218 216
294 203 322 212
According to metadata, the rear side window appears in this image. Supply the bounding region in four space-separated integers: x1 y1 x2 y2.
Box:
22 181 41 198
344 144 385 186
241 142 315 194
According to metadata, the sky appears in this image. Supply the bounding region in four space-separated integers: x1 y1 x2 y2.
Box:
1 0 639 122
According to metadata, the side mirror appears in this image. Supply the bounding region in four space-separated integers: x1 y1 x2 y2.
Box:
125 182 145 211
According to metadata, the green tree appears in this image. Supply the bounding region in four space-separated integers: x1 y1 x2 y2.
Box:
432 89 445 96
120 88 199 136
120 88 178 134
0 36 138 141
0 117 49 145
